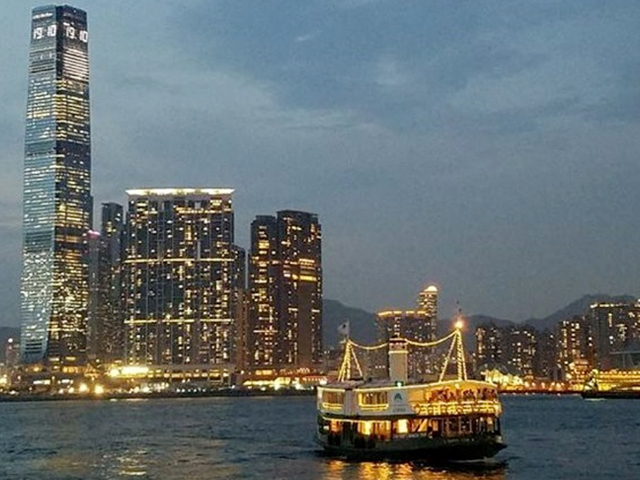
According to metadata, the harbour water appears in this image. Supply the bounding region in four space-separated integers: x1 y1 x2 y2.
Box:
0 394 639 479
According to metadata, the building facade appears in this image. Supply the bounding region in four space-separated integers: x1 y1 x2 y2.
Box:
504 326 537 379
248 211 322 370
418 285 439 322
88 203 125 363
475 323 505 370
556 316 592 375
534 329 557 379
372 285 439 379
590 302 640 369
123 189 243 367
20 5 92 366
375 310 438 379
247 216 279 368
476 324 541 378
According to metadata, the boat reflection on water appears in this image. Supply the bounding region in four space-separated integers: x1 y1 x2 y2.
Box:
323 458 507 480
115 448 149 478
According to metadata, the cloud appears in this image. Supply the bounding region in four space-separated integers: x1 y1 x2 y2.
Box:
295 32 319 43
1 0 640 325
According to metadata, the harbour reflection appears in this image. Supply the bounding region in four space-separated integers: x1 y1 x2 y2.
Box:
323 458 507 480
116 448 148 477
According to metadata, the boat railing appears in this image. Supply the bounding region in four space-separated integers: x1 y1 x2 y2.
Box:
321 402 345 412
414 399 501 417
358 403 389 412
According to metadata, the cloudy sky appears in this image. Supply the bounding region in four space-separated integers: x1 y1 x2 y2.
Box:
1 0 640 326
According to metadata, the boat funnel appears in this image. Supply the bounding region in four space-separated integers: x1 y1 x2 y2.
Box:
389 336 408 384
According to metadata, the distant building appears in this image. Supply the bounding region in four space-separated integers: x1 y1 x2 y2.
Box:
475 323 505 369
123 189 244 366
476 324 537 379
88 203 125 364
504 326 537 378
376 310 438 379
4 338 19 369
590 302 640 369
418 285 439 322
247 211 322 370
534 329 557 379
234 288 250 372
20 5 92 367
247 215 278 368
556 316 592 376
87 229 103 360
371 285 439 379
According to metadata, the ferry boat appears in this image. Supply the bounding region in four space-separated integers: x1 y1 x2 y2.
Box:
316 323 506 460
582 368 640 399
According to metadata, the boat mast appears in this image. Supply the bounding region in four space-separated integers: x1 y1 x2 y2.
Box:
338 340 364 382
335 321 468 383
455 320 468 381
438 319 468 382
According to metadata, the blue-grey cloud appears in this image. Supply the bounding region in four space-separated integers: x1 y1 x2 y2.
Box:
0 0 640 327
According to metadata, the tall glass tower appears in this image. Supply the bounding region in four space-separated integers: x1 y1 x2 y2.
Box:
20 5 92 366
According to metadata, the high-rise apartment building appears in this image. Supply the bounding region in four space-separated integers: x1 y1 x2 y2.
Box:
248 216 279 368
476 324 537 378
20 5 92 366
87 229 102 359
376 310 437 379
248 211 322 370
373 285 439 379
504 326 537 379
534 329 557 379
590 302 640 369
556 316 591 375
88 203 125 363
418 285 439 322
475 323 505 369
123 189 244 366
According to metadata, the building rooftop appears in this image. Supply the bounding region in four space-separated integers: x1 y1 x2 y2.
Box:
126 188 234 197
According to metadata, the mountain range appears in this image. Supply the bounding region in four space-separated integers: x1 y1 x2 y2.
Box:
523 294 636 331
323 293 637 348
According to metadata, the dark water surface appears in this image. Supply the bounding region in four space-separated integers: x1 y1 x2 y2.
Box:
0 395 639 479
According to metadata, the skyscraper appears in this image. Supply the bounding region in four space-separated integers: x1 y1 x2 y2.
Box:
375 310 437 379
247 215 279 367
248 211 322 370
123 189 243 366
20 5 92 366
503 326 537 379
590 302 640 369
556 316 591 375
418 285 439 323
87 203 125 363
475 323 505 368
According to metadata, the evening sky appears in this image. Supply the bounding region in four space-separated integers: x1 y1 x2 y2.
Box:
1 0 640 326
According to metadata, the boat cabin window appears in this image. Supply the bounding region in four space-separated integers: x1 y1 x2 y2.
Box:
322 390 345 405
329 421 341 433
356 420 391 439
358 391 388 406
395 419 409 434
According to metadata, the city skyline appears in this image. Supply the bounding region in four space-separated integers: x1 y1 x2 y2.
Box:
2 1 640 325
